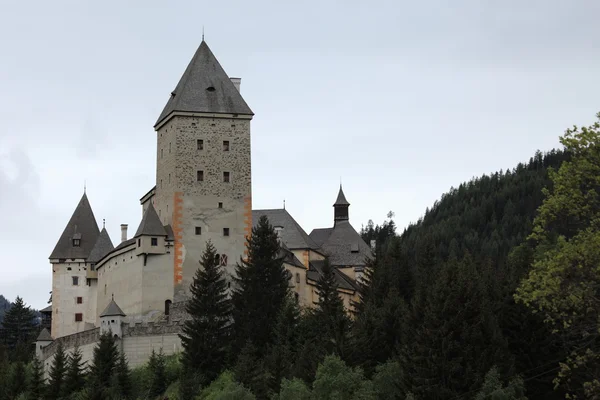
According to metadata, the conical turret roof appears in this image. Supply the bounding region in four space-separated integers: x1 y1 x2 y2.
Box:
49 193 100 260
155 40 253 127
134 202 167 238
333 185 350 206
88 227 115 263
100 298 126 317
36 328 53 341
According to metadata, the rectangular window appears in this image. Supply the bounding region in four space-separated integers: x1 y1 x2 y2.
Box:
218 202 223 208
223 171 230 183
197 139 204 150
169 142 171 153
195 226 201 235
75 313 83 322
161 148 163 158
76 297 83 304
72 276 79 286
220 254 228 266
73 239 80 247
223 140 230 151
197 170 204 182
151 238 158 246
138 238 141 247
223 228 230 237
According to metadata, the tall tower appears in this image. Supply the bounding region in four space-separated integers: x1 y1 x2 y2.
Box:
153 41 253 299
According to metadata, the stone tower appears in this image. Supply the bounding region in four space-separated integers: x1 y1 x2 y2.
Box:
153 40 253 299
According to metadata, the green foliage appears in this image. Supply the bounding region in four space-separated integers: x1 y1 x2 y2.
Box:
1 296 37 361
234 342 273 399
180 240 232 386
312 355 375 400
197 370 256 400
87 332 119 400
371 361 404 399
113 352 132 400
147 348 167 398
272 378 311 400
232 215 288 358
474 367 527 400
9 361 28 399
27 357 45 400
46 342 67 400
62 346 85 398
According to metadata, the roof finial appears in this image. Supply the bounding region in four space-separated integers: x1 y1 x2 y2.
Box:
103 219 105 229
112 293 114 300
283 199 286 210
84 179 86 194
202 26 205 41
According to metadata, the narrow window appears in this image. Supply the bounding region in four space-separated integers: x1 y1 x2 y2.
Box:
294 292 299 303
223 228 230 237
151 238 158 246
195 227 201 235
197 170 204 182
223 140 230 151
161 149 163 158
168 173 171 183
75 313 83 322
72 276 79 286
223 171 230 183
169 142 171 153
161 179 163 189
72 238 80 247
218 202 223 208
76 297 83 304
220 254 228 266
197 139 204 150
165 299 172 316
138 239 141 246
296 273 300 283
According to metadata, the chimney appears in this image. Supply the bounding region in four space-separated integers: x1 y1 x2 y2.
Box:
120 224 128 243
230 77 241 92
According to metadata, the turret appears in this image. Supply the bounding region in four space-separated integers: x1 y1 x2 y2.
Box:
333 185 350 225
35 328 53 361
134 202 167 256
99 297 126 338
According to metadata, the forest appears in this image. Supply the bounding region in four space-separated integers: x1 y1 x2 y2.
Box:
1 113 599 399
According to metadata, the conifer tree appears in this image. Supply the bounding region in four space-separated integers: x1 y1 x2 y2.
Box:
180 240 231 385
28 357 45 400
232 215 288 357
46 341 66 400
114 352 132 400
2 296 36 361
147 348 167 398
62 346 85 398
87 332 118 400
234 341 273 399
9 361 27 399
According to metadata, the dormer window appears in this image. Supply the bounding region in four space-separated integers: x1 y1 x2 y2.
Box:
351 243 359 253
73 239 80 247
151 238 158 246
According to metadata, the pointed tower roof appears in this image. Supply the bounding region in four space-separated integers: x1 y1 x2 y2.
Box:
155 40 253 127
100 298 126 317
333 185 350 206
36 328 53 341
134 202 167 238
88 227 115 263
49 193 100 260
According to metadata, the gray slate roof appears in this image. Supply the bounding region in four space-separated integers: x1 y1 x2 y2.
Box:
40 305 52 313
37 328 53 341
155 40 253 127
309 228 333 247
279 241 305 268
100 298 126 317
310 221 373 267
252 209 319 250
88 228 115 263
307 260 358 291
334 185 350 206
49 193 100 260
134 203 167 238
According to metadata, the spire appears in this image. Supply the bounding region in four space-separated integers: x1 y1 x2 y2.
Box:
333 185 350 224
88 227 115 264
99 298 126 317
49 192 100 260
134 202 167 238
154 40 253 127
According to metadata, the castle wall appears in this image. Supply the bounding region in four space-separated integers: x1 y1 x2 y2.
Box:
51 260 97 338
154 114 252 301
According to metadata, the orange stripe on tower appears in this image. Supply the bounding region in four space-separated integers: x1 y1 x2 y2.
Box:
243 194 252 259
173 192 184 285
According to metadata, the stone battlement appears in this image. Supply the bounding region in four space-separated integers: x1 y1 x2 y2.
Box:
42 328 100 358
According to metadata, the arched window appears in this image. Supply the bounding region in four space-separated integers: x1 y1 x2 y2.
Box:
165 299 172 316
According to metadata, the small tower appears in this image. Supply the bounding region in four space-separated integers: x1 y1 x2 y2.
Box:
35 328 53 361
134 202 167 257
99 297 126 338
333 185 350 225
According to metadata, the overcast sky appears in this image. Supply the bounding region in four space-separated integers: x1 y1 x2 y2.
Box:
1 0 599 309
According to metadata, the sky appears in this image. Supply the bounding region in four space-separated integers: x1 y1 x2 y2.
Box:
0 0 599 310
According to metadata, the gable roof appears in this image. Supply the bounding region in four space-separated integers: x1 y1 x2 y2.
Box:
36 328 53 341
40 305 52 313
309 228 333 247
134 203 167 238
88 227 115 263
252 209 319 250
279 241 305 268
307 260 358 291
155 40 253 127
49 193 100 260
312 220 373 267
334 185 350 206
100 298 126 317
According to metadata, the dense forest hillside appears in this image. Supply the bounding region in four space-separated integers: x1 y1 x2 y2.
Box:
0 295 10 324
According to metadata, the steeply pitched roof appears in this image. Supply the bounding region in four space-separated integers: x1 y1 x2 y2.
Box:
100 298 126 317
155 40 253 127
40 305 52 313
88 228 115 263
134 203 167 238
37 328 53 341
307 260 358 291
49 193 100 260
333 185 350 206
252 209 319 250
313 221 373 267
279 241 305 268
309 228 333 247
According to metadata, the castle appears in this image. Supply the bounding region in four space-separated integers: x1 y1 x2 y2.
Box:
36 40 373 372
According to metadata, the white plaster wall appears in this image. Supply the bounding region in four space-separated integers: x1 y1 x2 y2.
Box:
142 251 174 319
122 334 182 368
51 261 96 338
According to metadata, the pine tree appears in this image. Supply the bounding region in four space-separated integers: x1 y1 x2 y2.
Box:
2 297 36 361
9 361 28 399
234 341 273 399
27 357 45 400
114 352 132 400
180 240 231 385
62 346 85 398
46 341 66 400
148 348 167 398
87 332 118 400
232 215 288 357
